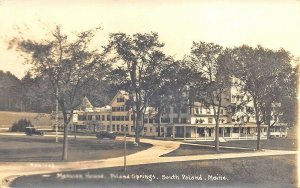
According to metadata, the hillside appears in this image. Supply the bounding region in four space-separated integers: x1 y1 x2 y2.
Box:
0 111 51 129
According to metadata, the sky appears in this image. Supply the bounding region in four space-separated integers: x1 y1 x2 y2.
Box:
0 0 300 79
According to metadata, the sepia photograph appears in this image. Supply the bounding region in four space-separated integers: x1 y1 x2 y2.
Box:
0 0 299 187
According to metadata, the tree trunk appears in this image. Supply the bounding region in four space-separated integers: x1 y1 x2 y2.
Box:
178 106 182 139
253 99 261 150
157 113 161 137
74 124 77 140
215 120 220 151
257 122 261 150
214 105 220 152
135 110 143 144
265 106 272 139
211 91 221 152
62 113 68 161
62 121 68 161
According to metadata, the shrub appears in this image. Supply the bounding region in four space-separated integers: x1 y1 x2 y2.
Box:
10 119 33 132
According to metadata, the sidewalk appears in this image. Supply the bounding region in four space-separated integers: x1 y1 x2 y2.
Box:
0 137 298 187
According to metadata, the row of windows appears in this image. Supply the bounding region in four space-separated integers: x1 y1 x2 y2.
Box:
116 97 125 102
159 118 187 124
77 116 226 124
111 124 130 132
194 108 224 115
144 127 155 133
195 118 225 124
77 115 189 124
231 116 255 122
112 116 130 121
112 106 129 112
195 118 213 123
110 124 156 133
78 115 108 121
77 124 158 133
232 95 250 102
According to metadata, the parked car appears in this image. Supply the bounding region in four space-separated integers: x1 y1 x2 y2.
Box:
96 131 116 140
25 127 44 136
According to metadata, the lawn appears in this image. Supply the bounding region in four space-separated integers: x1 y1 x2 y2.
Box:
188 137 297 151
0 135 151 162
11 155 296 188
162 144 253 157
0 111 51 128
162 130 296 157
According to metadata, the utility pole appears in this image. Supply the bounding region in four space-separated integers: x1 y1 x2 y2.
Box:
56 87 59 143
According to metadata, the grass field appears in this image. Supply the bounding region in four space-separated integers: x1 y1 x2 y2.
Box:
191 137 297 151
187 127 297 151
0 135 151 162
162 144 252 157
0 111 51 129
11 155 296 188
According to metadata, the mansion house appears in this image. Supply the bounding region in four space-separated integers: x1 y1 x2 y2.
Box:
52 80 288 140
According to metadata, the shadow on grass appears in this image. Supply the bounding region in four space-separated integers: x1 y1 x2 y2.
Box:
0 135 152 162
10 155 297 188
189 137 297 151
161 144 254 157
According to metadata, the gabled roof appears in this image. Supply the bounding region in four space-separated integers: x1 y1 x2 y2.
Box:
79 96 93 110
109 90 129 105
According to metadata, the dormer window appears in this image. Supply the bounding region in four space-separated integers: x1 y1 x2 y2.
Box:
117 97 125 102
206 108 211 114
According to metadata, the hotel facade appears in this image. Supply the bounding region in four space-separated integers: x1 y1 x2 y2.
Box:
52 79 288 140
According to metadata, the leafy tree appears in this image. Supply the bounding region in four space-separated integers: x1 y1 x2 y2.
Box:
280 65 298 126
259 48 294 138
104 32 171 143
150 60 204 138
9 25 109 160
0 70 22 111
187 42 231 151
20 72 55 112
229 45 294 149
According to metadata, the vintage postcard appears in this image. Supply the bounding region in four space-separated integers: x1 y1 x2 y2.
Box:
0 0 299 187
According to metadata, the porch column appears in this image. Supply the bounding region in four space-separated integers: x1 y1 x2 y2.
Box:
164 126 166 139
230 127 232 138
195 126 197 138
280 127 282 137
172 125 175 139
238 126 241 139
204 127 207 140
184 124 186 140
285 127 287 137
222 127 225 138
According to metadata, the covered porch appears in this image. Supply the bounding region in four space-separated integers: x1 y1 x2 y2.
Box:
269 123 288 138
161 123 268 140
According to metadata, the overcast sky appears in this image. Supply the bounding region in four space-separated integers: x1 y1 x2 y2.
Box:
0 0 300 78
